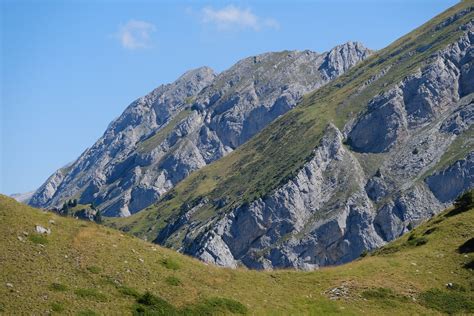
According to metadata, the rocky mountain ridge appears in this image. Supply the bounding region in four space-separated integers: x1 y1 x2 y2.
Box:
110 2 474 270
29 42 371 217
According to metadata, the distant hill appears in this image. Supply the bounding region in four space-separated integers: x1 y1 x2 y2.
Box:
10 191 35 204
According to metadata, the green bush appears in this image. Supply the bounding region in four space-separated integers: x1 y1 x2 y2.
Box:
165 276 182 286
447 190 474 217
28 234 48 245
373 245 401 255
420 289 474 314
463 259 474 270
406 235 428 247
458 237 474 254
160 258 180 270
133 292 178 315
51 302 65 312
118 285 141 298
49 283 68 291
423 227 437 235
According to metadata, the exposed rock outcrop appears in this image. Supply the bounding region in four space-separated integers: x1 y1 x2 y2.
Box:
154 20 474 269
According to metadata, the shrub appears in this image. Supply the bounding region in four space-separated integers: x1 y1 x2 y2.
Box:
458 237 474 254
51 302 65 312
95 210 103 224
447 190 474 217
463 259 474 270
160 258 180 270
133 292 178 315
28 234 48 245
372 245 401 255
165 276 182 286
420 289 474 314
406 235 428 247
49 283 68 291
423 227 437 235
117 286 141 298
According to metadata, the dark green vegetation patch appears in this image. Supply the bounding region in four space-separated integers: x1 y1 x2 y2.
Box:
74 288 107 302
28 233 48 245
420 289 474 314
458 237 474 254
49 282 68 291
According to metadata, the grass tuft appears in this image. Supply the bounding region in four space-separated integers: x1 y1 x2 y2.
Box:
28 234 48 245
74 288 107 302
51 302 65 312
117 285 141 298
165 276 182 286
49 282 68 291
160 258 180 270
133 292 178 315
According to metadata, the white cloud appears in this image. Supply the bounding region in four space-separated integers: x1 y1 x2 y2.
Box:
116 20 156 50
201 5 279 31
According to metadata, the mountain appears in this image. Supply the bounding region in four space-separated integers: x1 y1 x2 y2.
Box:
29 43 371 217
1 193 473 314
108 1 474 270
10 191 35 204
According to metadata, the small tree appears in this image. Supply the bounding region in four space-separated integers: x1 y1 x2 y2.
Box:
95 210 103 224
72 199 78 207
62 202 69 216
454 190 474 212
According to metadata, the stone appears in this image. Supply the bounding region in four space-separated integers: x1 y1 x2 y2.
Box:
35 225 51 235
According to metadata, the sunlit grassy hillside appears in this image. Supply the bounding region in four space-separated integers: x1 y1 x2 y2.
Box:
1 193 473 315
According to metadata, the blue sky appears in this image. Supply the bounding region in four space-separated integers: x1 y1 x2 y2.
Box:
1 0 458 195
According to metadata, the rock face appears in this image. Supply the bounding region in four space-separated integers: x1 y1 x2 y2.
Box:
153 17 474 269
29 43 371 216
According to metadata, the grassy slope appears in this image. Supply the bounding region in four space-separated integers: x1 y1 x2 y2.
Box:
137 108 192 154
108 1 474 243
1 194 473 315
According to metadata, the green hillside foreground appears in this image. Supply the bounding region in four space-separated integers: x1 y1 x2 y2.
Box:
1 193 473 315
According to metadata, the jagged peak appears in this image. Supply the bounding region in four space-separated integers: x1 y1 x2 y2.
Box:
175 66 216 83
